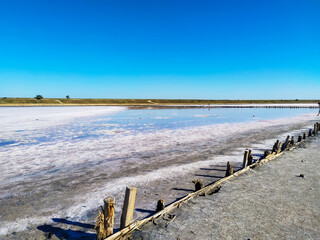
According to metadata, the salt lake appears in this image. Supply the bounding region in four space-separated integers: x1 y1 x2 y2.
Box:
0 106 318 238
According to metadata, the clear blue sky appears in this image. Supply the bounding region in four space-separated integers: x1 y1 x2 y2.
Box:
0 0 319 99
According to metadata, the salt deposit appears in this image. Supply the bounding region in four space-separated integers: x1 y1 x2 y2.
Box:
0 106 318 239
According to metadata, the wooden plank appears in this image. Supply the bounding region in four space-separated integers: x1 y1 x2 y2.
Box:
120 187 137 229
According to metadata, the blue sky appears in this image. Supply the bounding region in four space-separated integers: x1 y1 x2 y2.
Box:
0 0 319 99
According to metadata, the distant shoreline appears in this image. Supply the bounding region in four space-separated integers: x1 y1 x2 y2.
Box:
0 104 318 109
0 98 319 108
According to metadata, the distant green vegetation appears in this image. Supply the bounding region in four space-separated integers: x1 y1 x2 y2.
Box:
0 97 319 106
34 95 44 100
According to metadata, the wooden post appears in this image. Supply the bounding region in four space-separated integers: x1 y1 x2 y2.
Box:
104 198 115 238
308 129 312 137
243 150 249 168
272 140 279 153
277 142 282 154
298 135 302 142
156 199 165 212
225 161 233 177
290 136 295 146
264 150 271 158
95 209 106 240
247 151 253 165
120 187 137 229
303 132 306 139
192 179 203 191
315 123 319 134
281 135 290 151
314 124 317 135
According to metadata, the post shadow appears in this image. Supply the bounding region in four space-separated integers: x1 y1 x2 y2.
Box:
171 187 194 193
37 218 96 240
52 218 95 229
135 208 155 217
194 174 224 179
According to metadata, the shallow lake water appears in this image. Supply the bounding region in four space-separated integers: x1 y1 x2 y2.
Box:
0 107 315 147
0 106 318 238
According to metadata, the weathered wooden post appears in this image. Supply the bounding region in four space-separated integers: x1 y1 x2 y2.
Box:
264 150 271 158
314 124 317 135
95 198 115 239
156 199 165 212
272 140 279 153
290 136 295 146
281 135 290 151
308 129 312 137
225 161 233 177
95 209 106 240
243 150 249 168
247 151 253 165
298 135 302 142
192 179 203 191
277 142 282 154
303 132 306 140
104 198 115 237
120 187 137 229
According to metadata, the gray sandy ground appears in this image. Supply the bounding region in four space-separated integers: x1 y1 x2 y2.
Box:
132 136 320 240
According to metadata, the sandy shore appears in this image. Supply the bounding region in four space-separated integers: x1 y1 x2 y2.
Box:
133 136 320 239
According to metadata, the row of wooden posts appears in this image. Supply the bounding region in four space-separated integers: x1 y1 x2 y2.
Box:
95 122 320 240
242 122 320 169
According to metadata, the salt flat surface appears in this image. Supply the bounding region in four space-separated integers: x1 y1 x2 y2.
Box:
0 106 125 132
169 103 318 108
134 137 320 240
0 106 318 239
